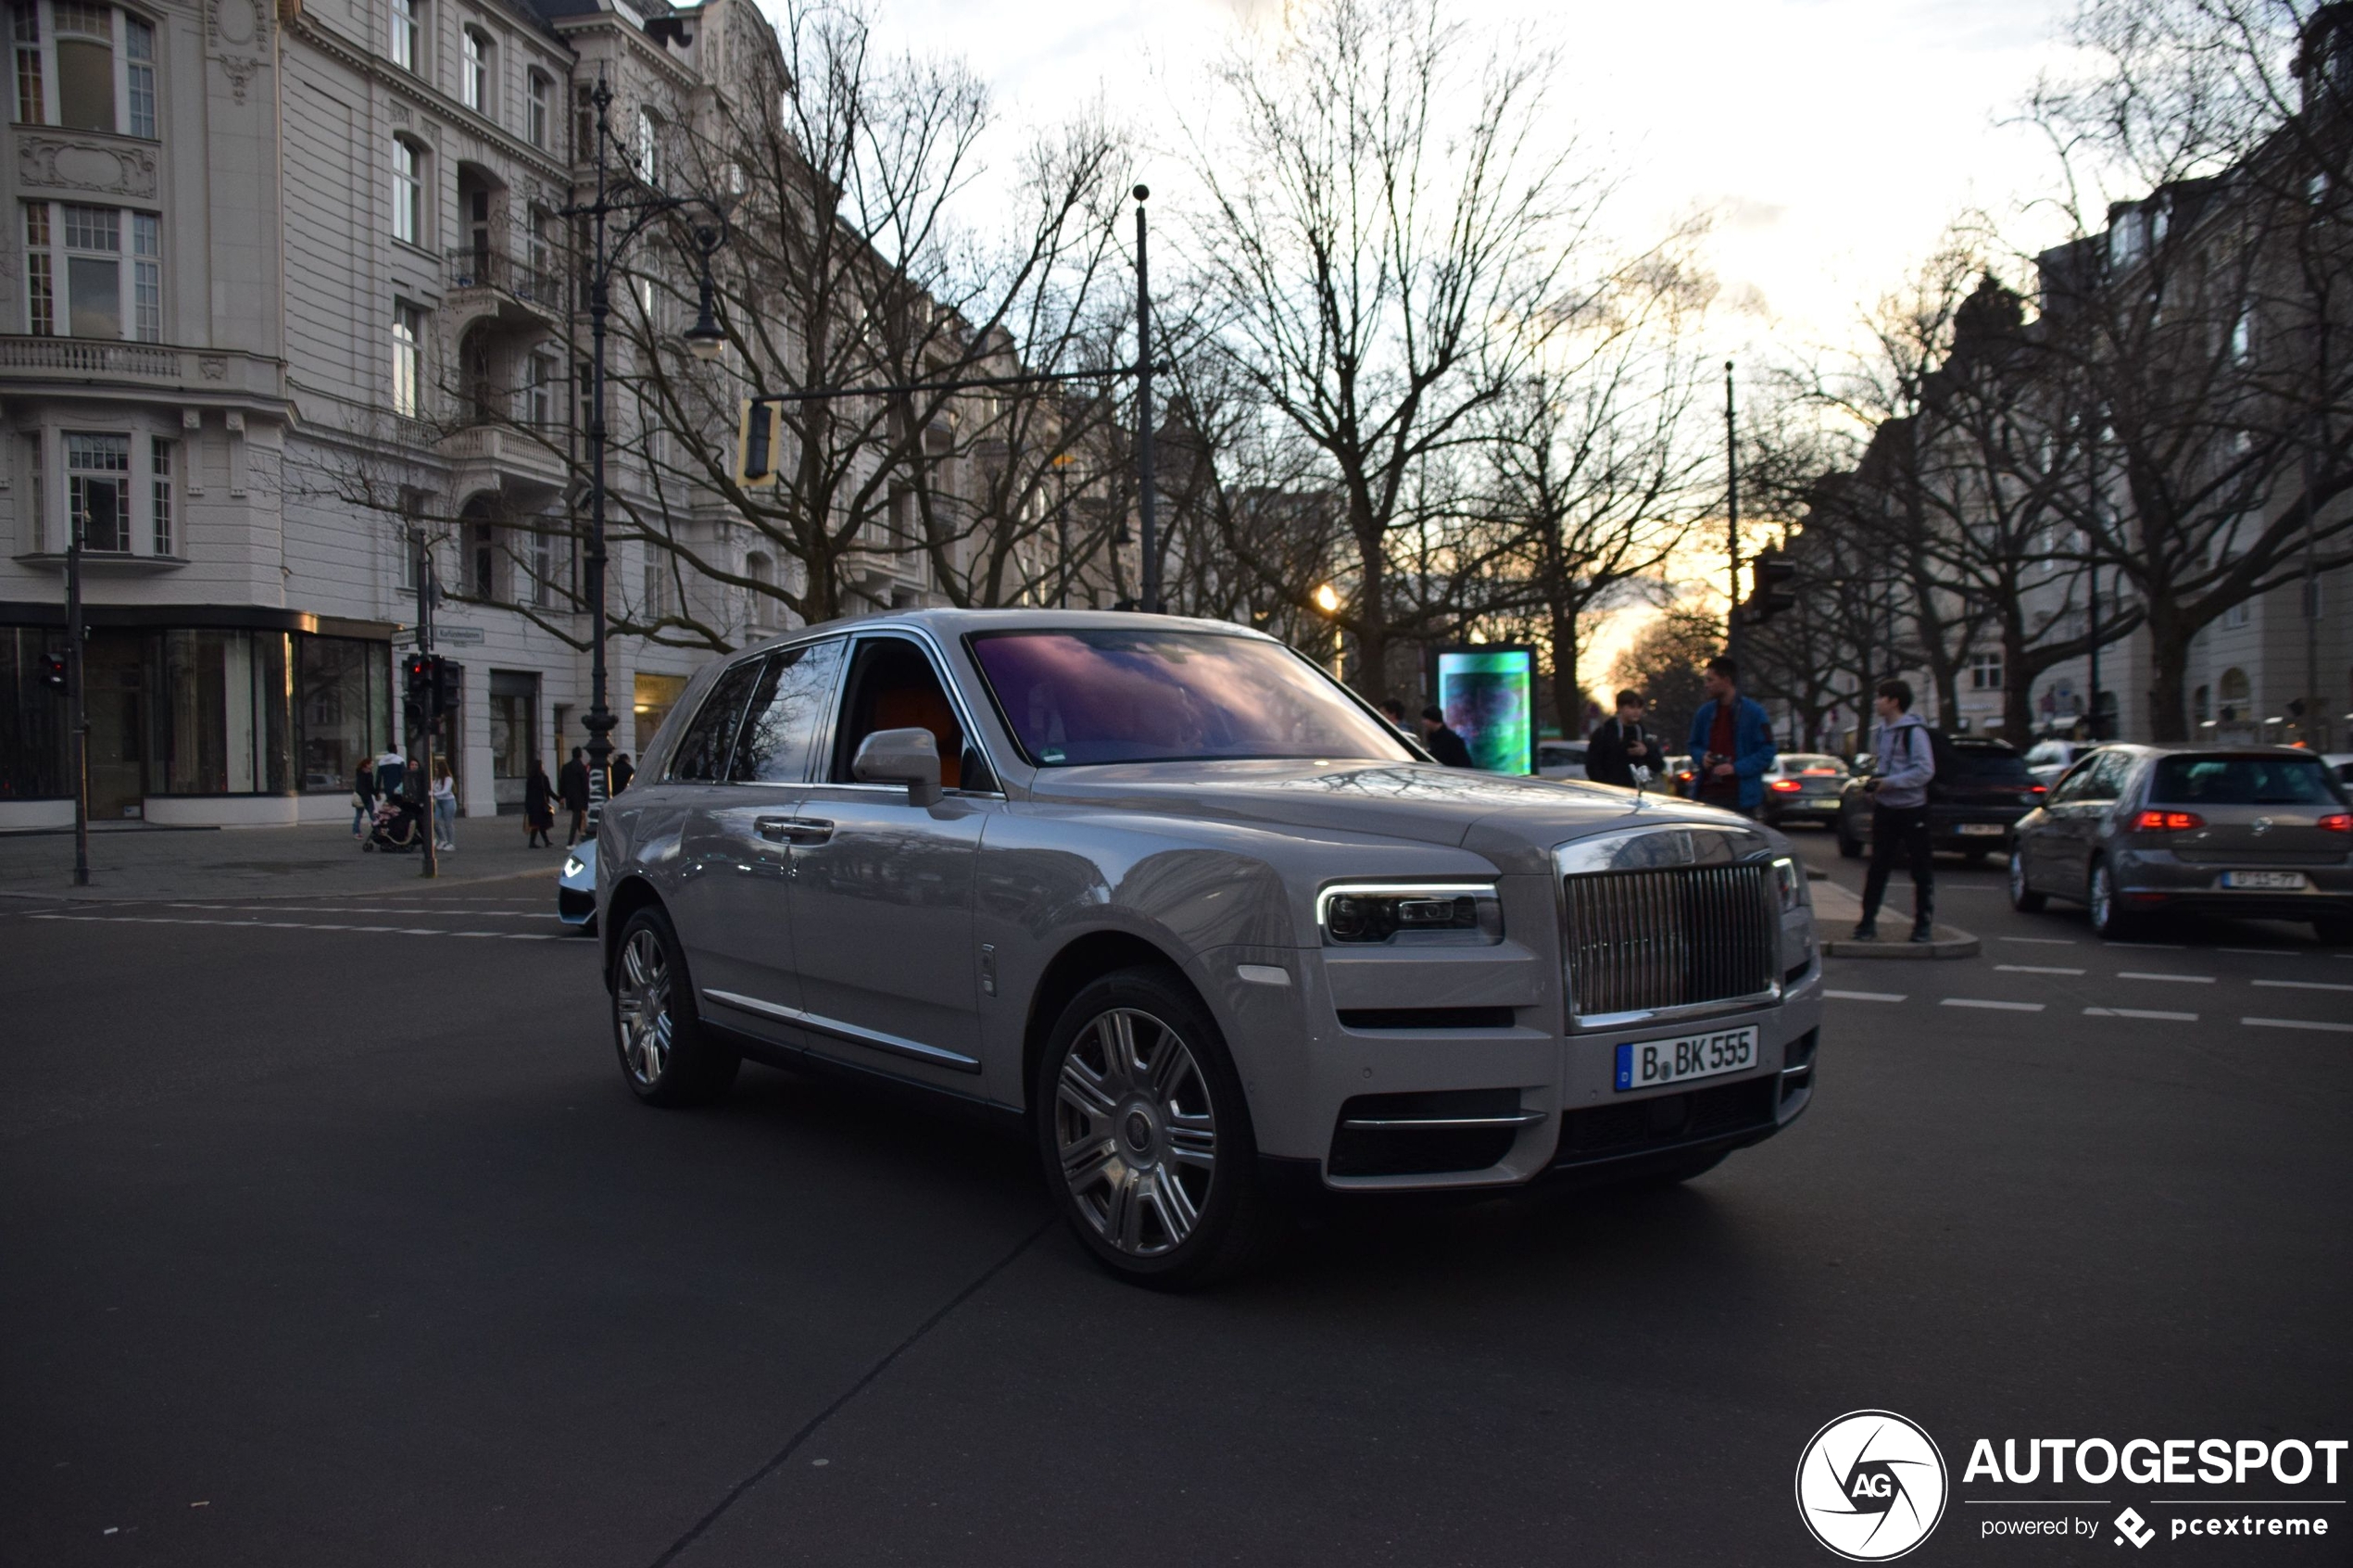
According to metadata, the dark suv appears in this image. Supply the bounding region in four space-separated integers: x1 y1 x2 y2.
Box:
1834 734 2046 862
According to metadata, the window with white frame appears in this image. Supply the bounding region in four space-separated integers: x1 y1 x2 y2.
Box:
525 69 548 148
391 136 423 246
2229 307 2252 364
526 350 556 426
65 431 130 551
1969 653 2003 691
460 26 487 113
388 0 419 74
21 201 160 341
11 2 157 138
2224 599 2250 630
529 520 553 608
392 301 424 418
149 434 171 553
635 107 657 184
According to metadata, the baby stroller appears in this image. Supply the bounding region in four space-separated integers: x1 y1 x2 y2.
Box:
365 795 427 853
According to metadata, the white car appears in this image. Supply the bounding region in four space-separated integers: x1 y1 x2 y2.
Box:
2023 738 2102 789
1537 740 1588 780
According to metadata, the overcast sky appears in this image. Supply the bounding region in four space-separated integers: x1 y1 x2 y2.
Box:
832 0 2089 696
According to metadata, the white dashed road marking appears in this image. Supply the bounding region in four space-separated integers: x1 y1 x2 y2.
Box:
1997 964 2086 975
2118 972 2214 984
2104 941 2187 950
2241 1017 2353 1035
1824 989 1906 1002
2252 978 2353 994
2083 1008 2198 1022
2000 937 2079 947
1942 998 2045 1012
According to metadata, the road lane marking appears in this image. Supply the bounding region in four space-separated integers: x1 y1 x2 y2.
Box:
2104 941 2186 950
2219 947 2302 956
2083 1008 2198 1021
2118 972 2214 984
2000 936 2079 946
1825 989 1907 1002
2242 1017 2353 1034
29 913 564 942
2252 978 2353 993
1997 964 2086 975
1942 998 2045 1011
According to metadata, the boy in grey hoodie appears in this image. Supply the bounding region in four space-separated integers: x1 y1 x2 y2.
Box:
1856 678 1938 943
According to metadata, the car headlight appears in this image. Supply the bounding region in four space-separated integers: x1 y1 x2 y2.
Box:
1771 856 1808 912
1315 883 1504 946
563 855 586 880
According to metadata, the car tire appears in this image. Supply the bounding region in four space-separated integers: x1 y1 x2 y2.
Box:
2007 850 2047 912
1836 820 1864 859
2088 859 2135 941
1964 848 1992 868
610 905 739 1107
1035 966 1274 1290
2314 917 2353 947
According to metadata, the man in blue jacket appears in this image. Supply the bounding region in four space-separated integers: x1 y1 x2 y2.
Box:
1685 656 1777 817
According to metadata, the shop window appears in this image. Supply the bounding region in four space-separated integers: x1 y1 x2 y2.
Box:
157 629 292 795
1 629 69 798
65 430 129 552
296 634 389 793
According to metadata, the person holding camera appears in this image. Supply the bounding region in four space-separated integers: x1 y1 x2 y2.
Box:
1684 657 1776 817
1854 678 1938 943
1585 690 1655 789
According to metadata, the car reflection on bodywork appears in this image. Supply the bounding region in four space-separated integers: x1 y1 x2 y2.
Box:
560 840 597 933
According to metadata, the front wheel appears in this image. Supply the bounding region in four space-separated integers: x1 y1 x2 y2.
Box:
610 906 738 1107
1035 967 1272 1289
2008 850 2047 912
1836 819 1864 859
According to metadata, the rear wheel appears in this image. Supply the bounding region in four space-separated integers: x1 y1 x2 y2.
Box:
1836 817 1864 859
1036 967 1272 1289
2007 849 2046 912
610 907 738 1107
2088 859 2135 941
2314 917 2353 947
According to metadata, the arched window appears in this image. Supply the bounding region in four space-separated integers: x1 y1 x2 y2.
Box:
2218 667 2250 721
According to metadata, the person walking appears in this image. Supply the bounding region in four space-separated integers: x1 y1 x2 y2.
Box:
1419 704 1474 768
1584 690 1655 789
351 756 378 841
611 752 635 794
1684 656 1777 818
560 746 592 847
430 759 458 851
1854 678 1938 943
524 759 556 848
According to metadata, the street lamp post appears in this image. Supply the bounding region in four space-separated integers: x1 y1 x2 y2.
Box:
560 74 733 803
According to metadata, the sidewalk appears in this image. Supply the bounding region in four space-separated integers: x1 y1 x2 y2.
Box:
0 816 577 902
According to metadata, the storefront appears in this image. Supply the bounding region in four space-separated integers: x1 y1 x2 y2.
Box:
0 608 395 829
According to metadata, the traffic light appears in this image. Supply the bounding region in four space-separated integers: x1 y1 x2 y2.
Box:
37 652 67 693
403 652 434 707
1748 551 1799 624
433 658 464 711
735 397 780 487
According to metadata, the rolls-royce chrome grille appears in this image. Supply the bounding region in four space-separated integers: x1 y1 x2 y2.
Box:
1563 863 1778 1021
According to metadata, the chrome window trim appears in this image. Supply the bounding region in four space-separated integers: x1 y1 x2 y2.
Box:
701 987 982 1073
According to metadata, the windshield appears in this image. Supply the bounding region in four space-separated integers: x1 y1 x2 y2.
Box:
969 628 1416 767
2152 755 2347 807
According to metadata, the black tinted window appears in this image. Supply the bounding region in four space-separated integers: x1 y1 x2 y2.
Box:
2152 755 2347 806
667 659 765 783
730 640 845 784
1935 742 2032 784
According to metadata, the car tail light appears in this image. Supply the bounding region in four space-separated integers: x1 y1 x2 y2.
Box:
2027 784 2046 795
2131 809 2205 833
2320 813 2353 834
1768 779 1802 793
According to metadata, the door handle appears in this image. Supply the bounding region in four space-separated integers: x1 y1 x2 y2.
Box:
754 816 832 846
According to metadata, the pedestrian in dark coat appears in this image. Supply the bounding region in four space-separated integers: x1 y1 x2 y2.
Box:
559 746 592 847
352 758 378 839
1418 705 1475 769
524 759 556 847
611 753 635 794
1585 690 1655 789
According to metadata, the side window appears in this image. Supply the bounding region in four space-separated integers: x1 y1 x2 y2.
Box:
729 638 845 784
2079 751 2128 802
2049 757 2095 803
667 658 765 783
830 636 967 790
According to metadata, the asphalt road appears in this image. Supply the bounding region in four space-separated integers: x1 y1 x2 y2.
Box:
3 837 2347 1567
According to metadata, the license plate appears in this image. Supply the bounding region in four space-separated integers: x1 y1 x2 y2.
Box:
1957 822 2007 837
2221 870 2308 890
1615 1025 1759 1092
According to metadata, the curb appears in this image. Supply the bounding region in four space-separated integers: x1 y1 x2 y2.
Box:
1818 926 1981 960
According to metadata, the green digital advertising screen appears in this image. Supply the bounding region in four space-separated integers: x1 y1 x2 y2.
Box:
1434 646 1535 774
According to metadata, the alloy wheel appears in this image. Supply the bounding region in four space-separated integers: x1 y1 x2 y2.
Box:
616 926 674 1087
1052 1007 1217 1258
2090 862 2113 931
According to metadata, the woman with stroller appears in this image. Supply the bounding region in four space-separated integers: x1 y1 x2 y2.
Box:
524 759 556 848
431 759 458 852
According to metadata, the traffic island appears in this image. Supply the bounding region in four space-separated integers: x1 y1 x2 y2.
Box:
1810 878 1981 960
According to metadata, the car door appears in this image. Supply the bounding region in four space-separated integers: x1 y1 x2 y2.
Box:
681 637 848 1046
783 632 1000 1083
658 655 774 998
2057 751 2127 894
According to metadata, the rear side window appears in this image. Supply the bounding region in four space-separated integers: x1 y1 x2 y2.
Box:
2151 755 2347 807
667 659 767 783
1935 743 2032 784
730 639 846 784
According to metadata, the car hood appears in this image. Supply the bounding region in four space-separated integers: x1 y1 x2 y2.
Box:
1018 759 1777 874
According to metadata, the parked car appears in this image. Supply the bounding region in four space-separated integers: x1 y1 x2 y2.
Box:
2322 752 2353 788
1833 734 2045 861
1536 740 1589 780
2008 745 2353 941
559 840 598 933
2024 737 2103 789
1665 754 1697 797
592 609 1823 1286
1758 753 1850 828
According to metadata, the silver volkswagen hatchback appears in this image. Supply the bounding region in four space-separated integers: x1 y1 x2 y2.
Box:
593 610 1822 1286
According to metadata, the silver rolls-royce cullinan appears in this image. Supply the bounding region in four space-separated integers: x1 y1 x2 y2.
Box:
596 609 1821 1286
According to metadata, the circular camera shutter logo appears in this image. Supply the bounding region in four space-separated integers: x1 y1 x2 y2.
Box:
1794 1410 1948 1561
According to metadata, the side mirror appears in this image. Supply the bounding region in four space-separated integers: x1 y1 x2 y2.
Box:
851 727 943 808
